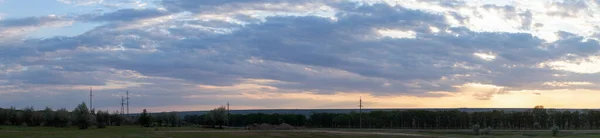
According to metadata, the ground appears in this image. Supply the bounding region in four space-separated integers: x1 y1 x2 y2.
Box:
1 126 600 138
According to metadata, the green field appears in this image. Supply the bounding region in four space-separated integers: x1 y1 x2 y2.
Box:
0 126 428 138
3 126 600 138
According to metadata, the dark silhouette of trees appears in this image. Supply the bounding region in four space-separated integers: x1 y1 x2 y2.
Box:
73 102 92 129
3 103 600 133
207 106 228 128
42 107 54 126
110 111 123 126
54 108 70 127
181 106 600 131
0 108 7 125
96 110 109 128
139 109 151 127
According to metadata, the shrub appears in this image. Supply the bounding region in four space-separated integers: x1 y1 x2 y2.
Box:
533 122 541 129
472 124 480 135
482 127 491 135
110 112 123 126
551 125 559 136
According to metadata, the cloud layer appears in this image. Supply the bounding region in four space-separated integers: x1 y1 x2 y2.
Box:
1 0 599 111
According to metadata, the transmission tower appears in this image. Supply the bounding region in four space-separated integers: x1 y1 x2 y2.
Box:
121 96 125 115
126 90 130 116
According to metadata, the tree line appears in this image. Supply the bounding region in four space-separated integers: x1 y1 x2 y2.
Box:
5 104 600 131
184 112 307 127
307 106 600 130
182 106 600 130
0 102 129 129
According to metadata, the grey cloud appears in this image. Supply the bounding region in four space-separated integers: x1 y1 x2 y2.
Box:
2 0 600 107
6 67 105 85
160 0 324 13
546 0 589 17
81 8 171 22
418 0 466 8
0 16 65 28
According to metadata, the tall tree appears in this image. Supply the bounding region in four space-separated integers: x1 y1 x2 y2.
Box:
96 110 109 128
168 111 179 127
54 108 70 127
22 106 34 126
208 106 228 128
73 102 91 129
0 108 8 125
139 109 151 127
42 107 54 126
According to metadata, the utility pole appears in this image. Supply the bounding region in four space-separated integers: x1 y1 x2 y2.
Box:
126 90 130 116
121 96 125 115
359 96 362 129
89 87 93 110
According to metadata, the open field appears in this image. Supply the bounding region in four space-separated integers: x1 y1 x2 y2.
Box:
0 126 433 138
317 128 600 138
3 126 600 138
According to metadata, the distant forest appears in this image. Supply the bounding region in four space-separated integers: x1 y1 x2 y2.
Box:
2 104 600 130
186 106 600 130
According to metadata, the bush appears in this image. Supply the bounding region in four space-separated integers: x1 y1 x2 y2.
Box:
551 125 559 136
472 124 480 135
533 122 541 129
110 112 123 126
482 127 491 135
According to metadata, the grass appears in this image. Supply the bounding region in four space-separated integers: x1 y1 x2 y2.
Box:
318 128 600 138
3 126 600 138
0 125 430 138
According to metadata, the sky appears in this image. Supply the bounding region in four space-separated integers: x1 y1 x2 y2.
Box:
1 0 600 113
